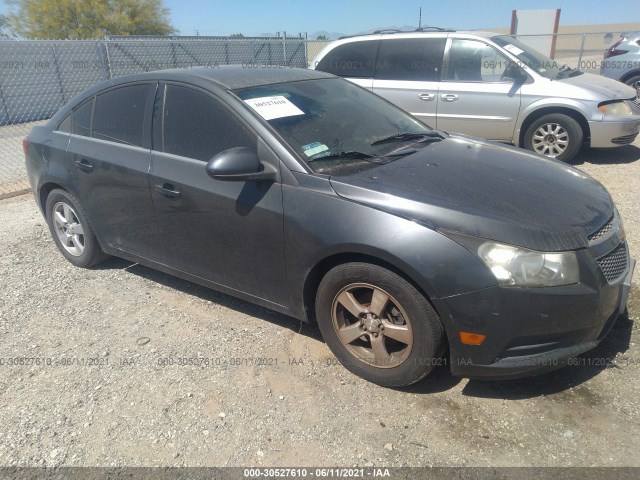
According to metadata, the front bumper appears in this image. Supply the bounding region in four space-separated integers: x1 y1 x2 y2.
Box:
438 236 635 380
589 117 640 148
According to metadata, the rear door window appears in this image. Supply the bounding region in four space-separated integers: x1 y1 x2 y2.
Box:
92 84 153 147
315 40 378 78
375 38 446 81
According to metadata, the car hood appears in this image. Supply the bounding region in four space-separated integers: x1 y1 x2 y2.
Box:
328 136 614 252
557 72 637 99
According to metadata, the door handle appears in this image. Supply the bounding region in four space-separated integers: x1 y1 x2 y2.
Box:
417 93 435 101
154 183 181 199
74 159 94 172
441 94 459 102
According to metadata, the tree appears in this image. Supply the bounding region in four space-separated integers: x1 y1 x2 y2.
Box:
229 33 244 38
0 14 17 38
316 34 328 41
7 0 176 39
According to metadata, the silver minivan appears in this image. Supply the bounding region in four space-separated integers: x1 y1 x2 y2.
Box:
310 30 640 161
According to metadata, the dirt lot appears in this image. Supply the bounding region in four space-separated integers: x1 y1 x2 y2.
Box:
0 142 639 468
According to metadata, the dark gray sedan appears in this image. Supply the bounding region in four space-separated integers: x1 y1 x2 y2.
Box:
24 66 634 387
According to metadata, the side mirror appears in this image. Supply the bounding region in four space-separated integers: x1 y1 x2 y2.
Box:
205 147 275 181
503 63 527 83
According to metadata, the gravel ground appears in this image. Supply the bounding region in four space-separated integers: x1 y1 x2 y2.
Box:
0 140 639 468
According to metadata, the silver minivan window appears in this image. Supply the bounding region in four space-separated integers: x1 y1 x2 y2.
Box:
375 38 446 81
445 39 513 82
492 35 583 80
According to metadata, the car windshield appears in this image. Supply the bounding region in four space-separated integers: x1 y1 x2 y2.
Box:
492 35 583 80
234 78 443 175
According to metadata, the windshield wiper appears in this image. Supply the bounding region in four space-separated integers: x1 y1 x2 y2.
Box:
370 131 445 146
307 151 379 163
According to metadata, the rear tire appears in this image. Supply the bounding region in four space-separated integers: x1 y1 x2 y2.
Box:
45 189 108 268
315 262 444 387
523 113 583 162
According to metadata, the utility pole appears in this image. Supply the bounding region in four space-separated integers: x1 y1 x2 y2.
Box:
418 7 422 29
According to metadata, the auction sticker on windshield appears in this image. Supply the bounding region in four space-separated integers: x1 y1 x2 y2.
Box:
301 142 329 157
244 96 305 120
502 44 524 56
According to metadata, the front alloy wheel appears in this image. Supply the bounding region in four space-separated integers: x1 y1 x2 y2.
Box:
316 262 444 387
524 113 583 162
531 123 569 158
332 283 413 368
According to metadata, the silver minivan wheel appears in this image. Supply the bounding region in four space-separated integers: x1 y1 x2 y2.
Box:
524 113 583 162
531 122 569 158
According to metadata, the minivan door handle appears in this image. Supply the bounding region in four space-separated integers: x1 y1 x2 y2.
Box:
74 159 94 172
417 93 435 101
441 94 459 102
154 183 181 199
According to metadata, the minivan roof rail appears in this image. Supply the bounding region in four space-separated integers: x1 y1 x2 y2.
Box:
415 26 456 32
338 27 456 40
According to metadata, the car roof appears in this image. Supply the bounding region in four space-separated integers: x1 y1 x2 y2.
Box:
47 65 336 127
123 65 336 90
336 30 501 41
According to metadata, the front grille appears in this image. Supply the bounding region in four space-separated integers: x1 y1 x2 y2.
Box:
611 133 638 145
634 95 640 108
588 215 615 243
597 243 628 283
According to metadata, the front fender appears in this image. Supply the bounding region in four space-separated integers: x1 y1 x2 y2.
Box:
282 176 497 321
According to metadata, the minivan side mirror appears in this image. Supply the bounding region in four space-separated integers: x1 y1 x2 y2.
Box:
205 147 275 181
503 63 528 84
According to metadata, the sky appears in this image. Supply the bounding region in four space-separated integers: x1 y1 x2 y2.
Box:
161 0 640 36
2 0 639 37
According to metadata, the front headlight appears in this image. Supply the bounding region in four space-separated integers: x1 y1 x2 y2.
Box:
598 101 632 116
478 241 579 287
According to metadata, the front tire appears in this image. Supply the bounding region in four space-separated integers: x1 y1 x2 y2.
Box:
45 189 108 268
315 262 444 387
523 113 583 162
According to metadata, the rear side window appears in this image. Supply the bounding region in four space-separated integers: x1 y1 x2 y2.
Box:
92 84 152 147
161 84 255 161
315 41 378 78
73 99 93 137
375 38 446 81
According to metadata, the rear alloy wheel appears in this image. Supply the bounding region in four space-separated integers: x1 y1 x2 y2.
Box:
524 113 583 162
45 189 108 268
315 263 444 387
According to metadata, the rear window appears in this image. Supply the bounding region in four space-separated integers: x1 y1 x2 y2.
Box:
315 40 378 78
375 38 446 81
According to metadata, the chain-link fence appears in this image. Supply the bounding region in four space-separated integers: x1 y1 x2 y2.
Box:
512 31 630 74
0 31 634 199
0 36 307 198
